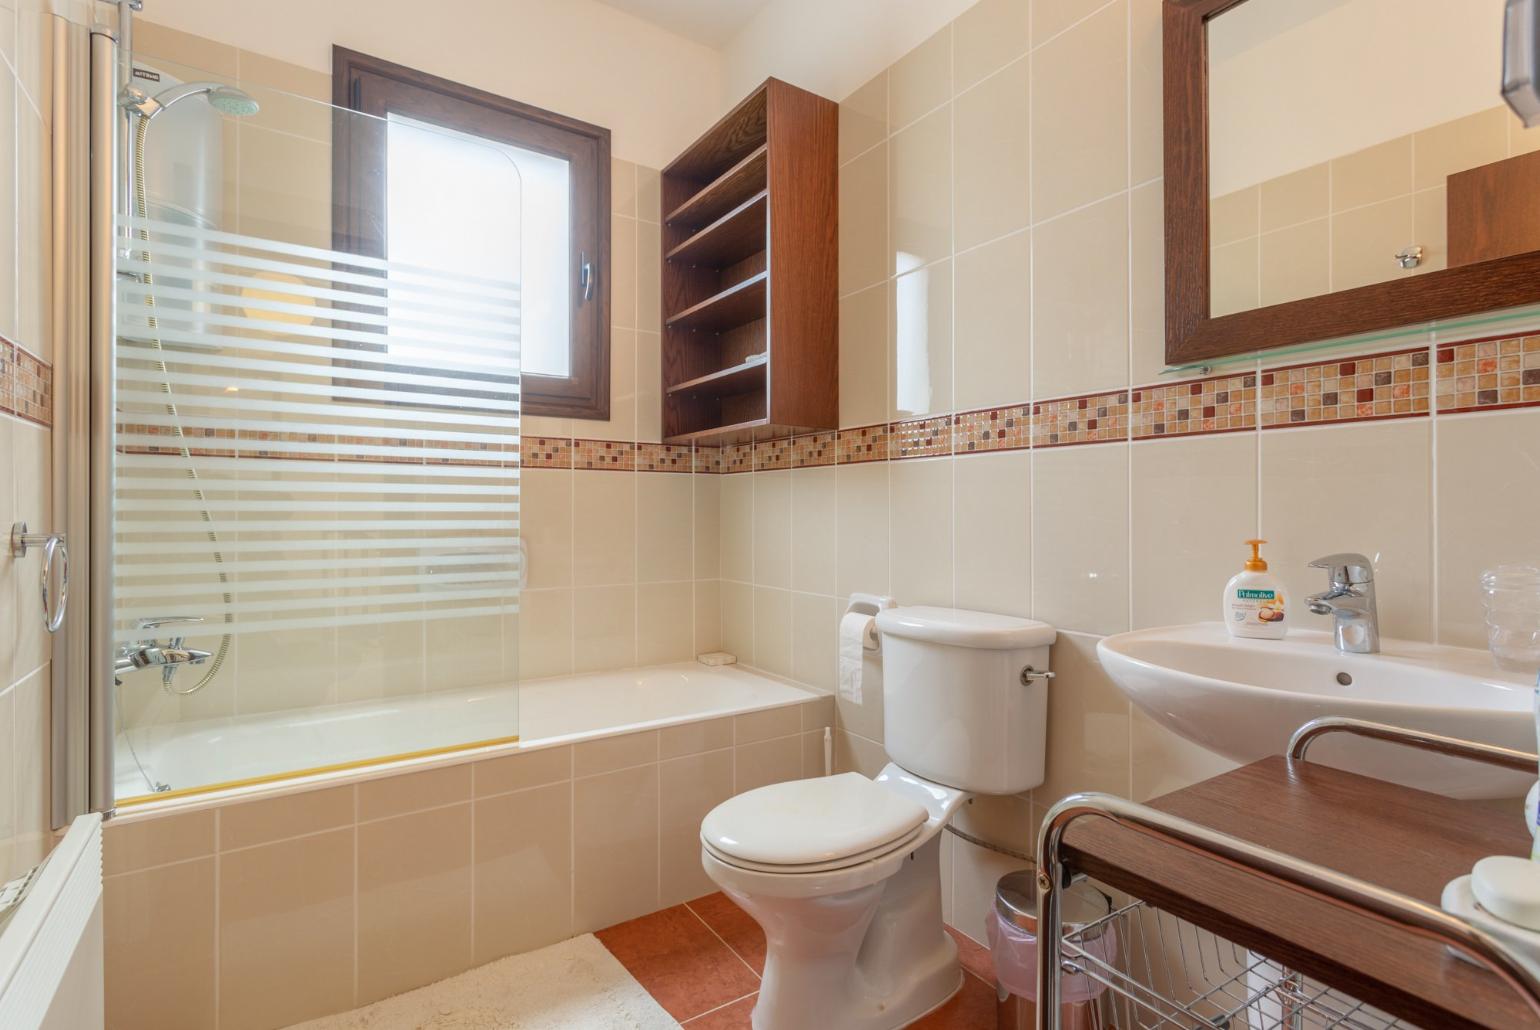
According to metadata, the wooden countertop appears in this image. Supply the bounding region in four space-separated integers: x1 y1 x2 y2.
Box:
1060 756 1539 1029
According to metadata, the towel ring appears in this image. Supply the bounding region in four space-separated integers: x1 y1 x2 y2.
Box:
11 522 69 634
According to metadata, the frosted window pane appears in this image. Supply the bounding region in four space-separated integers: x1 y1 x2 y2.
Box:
387 114 571 377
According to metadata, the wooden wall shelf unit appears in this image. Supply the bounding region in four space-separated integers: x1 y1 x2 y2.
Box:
660 79 837 444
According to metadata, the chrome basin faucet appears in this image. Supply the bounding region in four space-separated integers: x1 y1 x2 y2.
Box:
1307 554 1380 654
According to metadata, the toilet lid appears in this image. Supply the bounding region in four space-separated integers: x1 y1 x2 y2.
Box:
701 773 929 868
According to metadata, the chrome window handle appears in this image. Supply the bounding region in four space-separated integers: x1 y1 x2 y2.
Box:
579 251 594 303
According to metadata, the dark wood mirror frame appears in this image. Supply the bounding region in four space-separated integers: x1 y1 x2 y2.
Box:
1164 0 1540 366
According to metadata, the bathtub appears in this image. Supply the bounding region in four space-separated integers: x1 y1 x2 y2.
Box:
115 661 821 803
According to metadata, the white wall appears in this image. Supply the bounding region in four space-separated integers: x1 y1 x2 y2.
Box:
1209 0 1505 195
721 0 980 102
130 0 727 168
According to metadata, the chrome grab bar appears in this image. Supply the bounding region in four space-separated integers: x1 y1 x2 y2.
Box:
1035 791 1540 1029
10 522 70 634
1289 716 1539 773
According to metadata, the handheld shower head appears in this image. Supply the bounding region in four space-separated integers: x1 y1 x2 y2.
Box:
122 81 261 121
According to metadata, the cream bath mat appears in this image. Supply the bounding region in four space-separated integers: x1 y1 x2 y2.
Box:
284 934 681 1030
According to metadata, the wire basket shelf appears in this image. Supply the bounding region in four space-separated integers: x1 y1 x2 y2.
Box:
1063 897 1419 1030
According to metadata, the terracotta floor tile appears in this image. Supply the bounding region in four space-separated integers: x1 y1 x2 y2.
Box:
910 971 998 1030
682 992 757 1027
946 925 996 986
596 904 761 1021
686 892 768 975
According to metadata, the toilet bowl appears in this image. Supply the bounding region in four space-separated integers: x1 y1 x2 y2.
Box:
701 765 969 1029
699 606 1058 1030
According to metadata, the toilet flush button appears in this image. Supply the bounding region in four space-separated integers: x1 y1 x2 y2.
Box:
1471 855 1540 931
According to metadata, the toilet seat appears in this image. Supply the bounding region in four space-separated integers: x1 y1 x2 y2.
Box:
701 772 928 872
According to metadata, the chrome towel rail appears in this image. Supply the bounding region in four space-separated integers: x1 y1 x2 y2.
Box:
10 522 70 633
1288 716 1539 773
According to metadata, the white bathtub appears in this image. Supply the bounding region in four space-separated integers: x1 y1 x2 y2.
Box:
115 662 818 802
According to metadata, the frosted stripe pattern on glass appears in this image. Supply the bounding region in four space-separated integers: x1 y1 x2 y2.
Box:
114 216 521 641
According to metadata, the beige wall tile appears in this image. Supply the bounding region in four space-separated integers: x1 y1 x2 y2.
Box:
835 644 886 744
358 763 472 822
954 451 1032 618
890 262 954 418
840 284 889 427
236 127 331 249
1034 631 1130 807
1414 107 1509 192
803 694 836 731
573 585 637 672
135 21 239 77
1034 0 1107 45
612 157 638 217
238 51 331 143
637 166 661 223
720 472 754 583
955 230 1031 410
1131 434 1258 629
425 613 505 692
791 593 839 692
522 468 573 589
834 729 890 778
219 828 354 1030
1259 163 1329 233
1210 187 1259 247
693 474 720 580
721 580 755 663
105 858 217 1030
1130 707 1239 803
637 221 662 333
889 108 953 273
1261 421 1433 641
1331 135 1413 212
950 792 1031 940
1210 236 1260 318
574 765 660 931
753 587 794 678
518 588 573 679
357 804 474 1003
791 467 837 595
638 582 695 664
238 625 336 715
1033 444 1130 636
753 470 792 589
802 730 830 776
637 473 692 583
219 784 353 851
611 215 638 331
889 25 951 127
1032 195 1129 398
890 457 955 605
1330 193 1410 290
1436 409 1540 648
336 620 425 702
735 704 802 745
694 579 723 654
735 734 803 794
574 470 636 586
473 782 573 962
1030 1 1127 221
104 809 215 877
574 729 659 776
955 0 1030 92
839 71 888 165
837 462 891 599
1260 219 1330 308
839 143 888 295
659 750 733 906
1129 0 1163 184
659 716 733 759
1129 181 1167 386
954 58 1030 251
474 744 571 796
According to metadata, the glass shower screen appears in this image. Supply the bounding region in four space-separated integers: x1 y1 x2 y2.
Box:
111 54 522 802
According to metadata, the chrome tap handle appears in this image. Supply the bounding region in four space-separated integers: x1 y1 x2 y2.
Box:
1308 553 1374 587
134 616 205 631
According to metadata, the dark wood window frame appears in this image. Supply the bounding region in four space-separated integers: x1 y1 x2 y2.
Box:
1164 0 1540 366
332 47 612 419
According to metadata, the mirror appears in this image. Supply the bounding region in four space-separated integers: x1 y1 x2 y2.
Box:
1164 0 1540 365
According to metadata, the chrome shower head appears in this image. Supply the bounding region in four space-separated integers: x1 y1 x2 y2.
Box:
122 81 261 121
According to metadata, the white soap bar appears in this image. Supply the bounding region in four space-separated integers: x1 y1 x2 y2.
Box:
1472 855 1540 931
696 651 737 667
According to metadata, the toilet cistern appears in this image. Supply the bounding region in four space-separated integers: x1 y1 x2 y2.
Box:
1307 552 1380 654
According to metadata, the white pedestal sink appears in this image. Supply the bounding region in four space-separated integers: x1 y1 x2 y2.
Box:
1097 623 1536 799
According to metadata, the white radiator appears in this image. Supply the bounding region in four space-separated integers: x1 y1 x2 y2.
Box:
0 815 104 1030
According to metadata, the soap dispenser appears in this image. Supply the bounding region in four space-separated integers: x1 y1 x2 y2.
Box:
1223 539 1287 639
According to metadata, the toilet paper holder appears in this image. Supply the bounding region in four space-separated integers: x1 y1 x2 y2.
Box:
845 593 894 652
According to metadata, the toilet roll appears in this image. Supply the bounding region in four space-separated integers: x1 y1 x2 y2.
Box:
838 612 875 704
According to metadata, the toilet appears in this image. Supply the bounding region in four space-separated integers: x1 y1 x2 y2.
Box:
699 606 1057 1030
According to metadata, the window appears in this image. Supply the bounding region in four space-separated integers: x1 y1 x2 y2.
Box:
334 48 612 419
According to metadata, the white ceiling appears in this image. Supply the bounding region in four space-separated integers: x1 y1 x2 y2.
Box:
595 0 773 48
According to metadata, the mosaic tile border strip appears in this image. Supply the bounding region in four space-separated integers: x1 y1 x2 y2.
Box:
1436 334 1540 414
1259 346 1430 428
1 340 52 428
1133 371 1255 439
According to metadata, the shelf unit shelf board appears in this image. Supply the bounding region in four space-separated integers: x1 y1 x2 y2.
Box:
666 145 768 229
664 271 768 334
666 190 768 267
666 354 767 397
